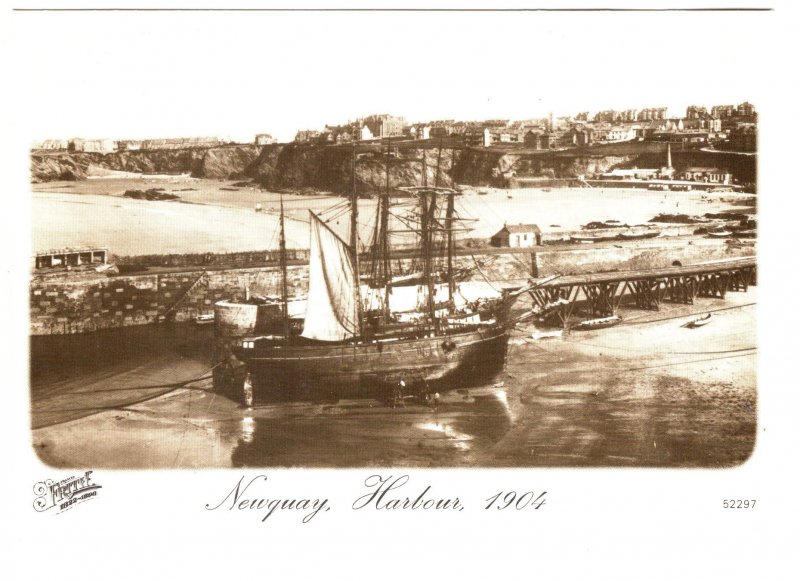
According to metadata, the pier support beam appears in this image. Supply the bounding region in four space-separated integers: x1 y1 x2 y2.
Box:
698 273 729 299
727 268 752 292
626 279 666 310
665 275 700 305
580 281 621 317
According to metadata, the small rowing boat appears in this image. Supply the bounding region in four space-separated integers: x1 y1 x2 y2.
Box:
571 234 617 243
572 315 622 331
708 230 733 238
531 329 563 341
195 313 215 325
619 230 660 240
682 313 711 328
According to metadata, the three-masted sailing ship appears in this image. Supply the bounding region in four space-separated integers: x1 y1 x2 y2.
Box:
234 149 515 399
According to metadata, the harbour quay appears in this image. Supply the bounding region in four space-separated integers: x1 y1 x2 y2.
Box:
29 237 753 336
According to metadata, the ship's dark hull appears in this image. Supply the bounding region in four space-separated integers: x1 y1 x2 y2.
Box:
234 324 508 400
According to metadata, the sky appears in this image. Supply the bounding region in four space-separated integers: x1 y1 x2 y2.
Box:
11 9 766 143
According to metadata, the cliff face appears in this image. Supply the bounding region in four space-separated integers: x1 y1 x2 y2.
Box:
198 146 261 179
247 144 455 193
31 152 95 181
452 149 645 186
30 143 457 191
31 142 756 188
30 145 261 183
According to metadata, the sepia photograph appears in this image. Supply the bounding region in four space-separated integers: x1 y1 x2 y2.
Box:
26 13 758 471
4 2 797 579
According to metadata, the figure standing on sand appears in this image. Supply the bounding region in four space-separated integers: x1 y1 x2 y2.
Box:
392 377 406 408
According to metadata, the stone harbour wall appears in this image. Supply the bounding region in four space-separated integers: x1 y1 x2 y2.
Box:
115 249 310 270
534 240 755 277
29 241 754 335
29 265 309 335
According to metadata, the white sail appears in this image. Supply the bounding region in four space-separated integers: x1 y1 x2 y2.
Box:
301 212 360 341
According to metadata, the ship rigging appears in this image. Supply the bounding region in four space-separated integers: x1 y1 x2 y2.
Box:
233 145 524 400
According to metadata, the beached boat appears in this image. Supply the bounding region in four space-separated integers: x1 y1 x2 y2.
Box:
233 160 524 400
195 313 215 325
708 230 733 238
619 231 660 240
572 315 622 331
726 239 755 247
571 234 618 243
531 329 563 341
682 313 711 328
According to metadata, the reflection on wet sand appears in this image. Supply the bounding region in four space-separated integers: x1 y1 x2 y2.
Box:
229 386 513 468
413 390 513 454
240 415 256 444
415 422 473 452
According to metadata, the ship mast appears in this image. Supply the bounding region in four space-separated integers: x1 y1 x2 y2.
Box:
380 145 392 318
434 140 456 307
350 145 363 336
279 195 290 340
445 188 456 306
421 147 428 187
434 139 443 188
419 190 437 330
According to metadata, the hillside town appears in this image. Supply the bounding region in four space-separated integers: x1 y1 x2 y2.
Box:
32 101 757 155
292 101 756 152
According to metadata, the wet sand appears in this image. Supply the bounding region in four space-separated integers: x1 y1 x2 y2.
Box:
30 324 215 429
31 289 756 469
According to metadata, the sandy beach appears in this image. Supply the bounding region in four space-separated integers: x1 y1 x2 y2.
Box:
32 178 753 256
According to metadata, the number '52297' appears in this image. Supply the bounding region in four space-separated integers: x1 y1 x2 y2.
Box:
723 500 756 508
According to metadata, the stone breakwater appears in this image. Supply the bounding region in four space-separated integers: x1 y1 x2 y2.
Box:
30 240 754 336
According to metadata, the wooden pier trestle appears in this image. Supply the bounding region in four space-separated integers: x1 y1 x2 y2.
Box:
527 257 756 328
